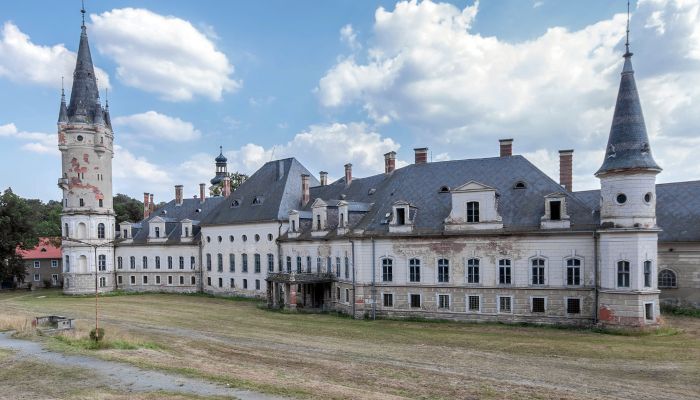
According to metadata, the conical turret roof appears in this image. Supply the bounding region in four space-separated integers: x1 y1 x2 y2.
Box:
66 22 101 124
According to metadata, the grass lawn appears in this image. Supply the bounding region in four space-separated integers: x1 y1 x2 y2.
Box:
1 289 699 399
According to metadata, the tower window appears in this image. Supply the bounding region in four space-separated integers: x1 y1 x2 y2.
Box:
616 193 627 204
97 223 105 239
644 192 652 203
643 260 652 288
76 135 83 142
617 261 630 288
98 199 103 208
79 198 84 207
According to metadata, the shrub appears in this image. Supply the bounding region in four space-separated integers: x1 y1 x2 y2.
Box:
89 327 105 341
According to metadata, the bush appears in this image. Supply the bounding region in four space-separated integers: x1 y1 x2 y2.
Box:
89 327 105 341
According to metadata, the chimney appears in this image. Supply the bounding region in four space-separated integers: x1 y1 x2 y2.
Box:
276 160 284 181
384 151 396 174
414 147 428 164
175 185 184 206
199 183 206 203
301 174 310 206
143 192 150 219
319 171 328 186
559 149 574 192
499 138 513 157
149 194 155 212
344 163 352 186
222 176 232 197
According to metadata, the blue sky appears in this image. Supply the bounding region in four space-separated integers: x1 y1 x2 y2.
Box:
1 0 699 202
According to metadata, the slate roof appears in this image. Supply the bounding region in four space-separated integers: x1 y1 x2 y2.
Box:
574 180 700 242
120 196 225 246
596 52 660 175
201 158 319 226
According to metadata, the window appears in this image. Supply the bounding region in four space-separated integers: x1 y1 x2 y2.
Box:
242 254 248 272
207 277 211 286
616 193 627 204
218 277 223 288
382 258 393 282
396 207 406 225
99 277 106 287
117 275 123 285
410 294 421 308
316 215 322 230
658 269 677 288
437 259 449 283
531 258 545 285
255 234 260 242
550 201 561 221
243 279 248 289
286 256 292 273
336 287 341 300
142 256 148 269
467 258 479 284
643 261 652 288
168 276 173 285
296 256 302 273
345 288 349 303
185 227 189 237
33 261 40 269
336 257 341 278
242 235 247 242
268 233 273 241
291 220 296 232
438 294 450 310
206 254 211 271
65 255 70 272
97 223 105 239
566 258 581 286
498 296 512 313
168 256 173 270
64 223 69 237
467 295 480 312
217 254 223 272
317 257 322 273
191 256 196 270
33 273 40 282
180 276 184 285
256 279 260 290
227 254 235 272
344 257 349 279
645 303 654 321
339 213 345 227
155 256 161 269
531 297 546 313
230 278 235 288
129 275 135 284
99 199 103 208
79 198 84 207
327 257 332 274
617 261 630 288
513 181 527 189
218 236 222 243
130 256 135 269
409 259 420 282
179 256 184 270
191 276 196 285
98 255 106 271
566 298 581 314
154 227 160 238
156 276 161 285
466 201 479 223
307 256 312 273
268 254 274 272
383 293 394 307
498 259 511 284
117 256 123 270
644 192 652 203
143 275 148 285
123 229 128 239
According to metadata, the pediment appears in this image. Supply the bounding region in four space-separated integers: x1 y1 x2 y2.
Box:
452 180 495 193
311 198 327 208
150 216 165 223
544 192 567 198
180 218 192 223
288 209 299 216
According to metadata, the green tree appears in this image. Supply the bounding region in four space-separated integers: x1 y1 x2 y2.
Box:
113 193 143 225
210 171 249 197
0 188 38 284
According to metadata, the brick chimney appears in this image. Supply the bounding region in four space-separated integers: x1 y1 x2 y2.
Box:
344 163 352 187
559 149 574 192
414 147 428 164
319 171 328 186
384 151 396 174
301 174 310 206
499 139 513 157
222 176 232 197
149 194 155 213
143 193 150 219
175 185 184 206
199 183 206 203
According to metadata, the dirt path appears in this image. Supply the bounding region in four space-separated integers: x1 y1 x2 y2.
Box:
0 332 285 400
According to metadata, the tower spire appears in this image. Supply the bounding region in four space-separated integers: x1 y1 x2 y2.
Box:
81 0 86 28
625 0 631 57
58 76 68 123
67 0 100 123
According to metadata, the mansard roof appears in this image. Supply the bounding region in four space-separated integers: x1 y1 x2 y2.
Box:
574 180 700 243
201 158 318 226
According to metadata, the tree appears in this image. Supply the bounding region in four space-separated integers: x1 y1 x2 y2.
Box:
113 193 143 225
210 171 249 197
0 188 38 284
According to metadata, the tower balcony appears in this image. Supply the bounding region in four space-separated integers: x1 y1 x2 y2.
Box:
57 178 69 190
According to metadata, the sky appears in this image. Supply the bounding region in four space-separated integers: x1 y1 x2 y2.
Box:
1 0 699 202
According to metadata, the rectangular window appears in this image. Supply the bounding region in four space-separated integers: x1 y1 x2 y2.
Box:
230 278 235 288
142 256 148 269
550 200 561 220
179 256 184 270
296 256 302 273
566 258 581 286
130 275 135 284
438 294 450 310
98 255 106 271
268 254 275 272
33 261 40 268
190 256 196 270
617 261 630 288
307 256 312 273
396 207 406 225
33 273 40 281
643 261 652 288
179 276 184 285
79 198 84 207
438 259 449 283
218 277 223 288
130 256 135 269
467 295 480 312
117 256 123 270
168 256 173 270
206 254 211 271
229 254 235 272
168 275 173 285
99 199 103 208
51 260 58 268
566 298 581 314
531 297 546 313
466 201 480 223
65 255 70 272
403 258 419 283
155 256 161 269
207 277 211 286
467 258 479 284
243 279 248 289
344 257 350 279
645 303 654 321
156 275 161 284
498 259 511 284
286 256 292 273
143 275 148 285
191 276 196 285
345 288 349 303
242 254 248 273
336 257 341 278
382 258 393 282
410 294 421 308
255 254 261 273
256 279 260 290
498 296 512 313
383 293 393 307
317 257 322 273
217 253 223 272
531 258 545 285
327 257 332 274
117 275 123 285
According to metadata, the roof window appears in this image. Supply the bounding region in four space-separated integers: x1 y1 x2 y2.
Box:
513 181 527 189
439 186 450 193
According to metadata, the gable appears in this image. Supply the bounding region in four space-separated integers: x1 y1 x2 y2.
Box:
452 180 496 193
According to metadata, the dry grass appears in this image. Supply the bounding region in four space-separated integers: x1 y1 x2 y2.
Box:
0 314 33 334
1 289 699 399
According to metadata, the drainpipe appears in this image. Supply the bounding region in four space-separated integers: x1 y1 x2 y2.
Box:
277 222 283 308
593 231 600 324
371 237 376 320
199 237 204 293
350 239 356 319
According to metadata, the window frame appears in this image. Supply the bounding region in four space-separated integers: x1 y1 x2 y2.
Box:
466 201 480 223
408 258 421 283
438 294 451 310
530 257 546 286
643 260 653 288
530 296 547 313
437 258 449 283
381 258 393 282
617 260 631 288
382 292 394 308
565 297 582 315
466 258 480 284
409 293 421 309
565 257 582 286
498 259 512 285
497 295 513 314
658 268 677 289
466 294 481 313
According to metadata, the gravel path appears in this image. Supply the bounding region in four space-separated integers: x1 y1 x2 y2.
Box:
0 331 284 400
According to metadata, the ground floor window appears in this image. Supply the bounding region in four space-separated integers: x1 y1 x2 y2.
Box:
130 275 135 284
180 276 185 285
33 274 40 282
168 276 173 285
218 277 223 288
142 276 148 285
645 302 654 321
207 277 211 286
230 278 235 288
467 295 480 312
336 287 341 300
99 277 106 287
117 275 123 285
438 294 450 310
658 269 677 288
410 294 421 308
243 279 248 289
256 279 261 290
498 296 512 313
566 298 581 314
344 288 350 303
383 293 393 307
191 276 196 285
156 276 161 285
531 297 546 313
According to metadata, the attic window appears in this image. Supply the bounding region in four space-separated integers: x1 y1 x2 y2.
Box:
439 186 450 193
368 188 376 195
252 196 264 205
550 200 562 221
231 199 241 207
396 208 406 225
514 181 527 189
40 248 47 252
161 210 167 215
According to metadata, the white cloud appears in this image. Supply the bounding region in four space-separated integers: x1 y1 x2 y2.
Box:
0 123 57 155
533 1 544 9
317 0 700 189
0 22 110 90
90 8 239 101
113 111 201 142
340 24 361 51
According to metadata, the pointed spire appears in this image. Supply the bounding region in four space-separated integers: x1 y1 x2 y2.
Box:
103 88 112 129
596 2 660 176
67 2 100 123
58 76 68 124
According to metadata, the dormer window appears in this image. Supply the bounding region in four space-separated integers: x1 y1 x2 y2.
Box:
123 229 128 238
316 215 321 230
252 196 263 205
444 181 503 231
439 186 450 193
513 181 527 189
396 208 406 225
185 227 189 237
339 212 345 227
466 201 479 223
390 201 415 233
292 220 297 232
550 200 561 220
541 194 570 229
231 199 241 207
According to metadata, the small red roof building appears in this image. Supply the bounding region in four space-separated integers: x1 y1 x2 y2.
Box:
17 237 62 260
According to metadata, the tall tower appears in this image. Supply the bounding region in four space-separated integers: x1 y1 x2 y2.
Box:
58 6 116 294
595 14 662 326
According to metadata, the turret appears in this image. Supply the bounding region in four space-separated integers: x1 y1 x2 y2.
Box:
58 85 68 124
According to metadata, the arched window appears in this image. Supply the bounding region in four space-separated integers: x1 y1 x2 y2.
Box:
77 222 87 239
97 223 105 239
466 202 479 223
658 269 677 288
